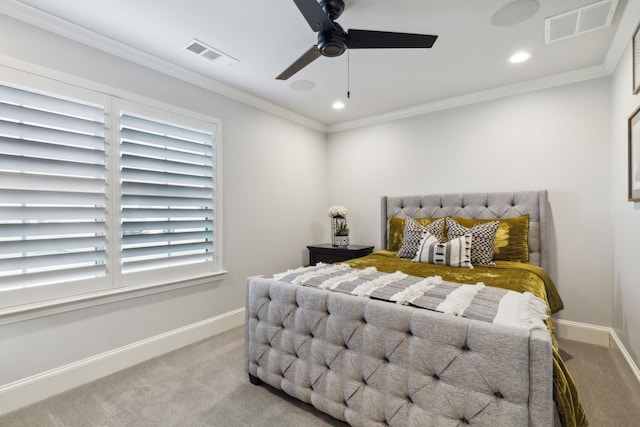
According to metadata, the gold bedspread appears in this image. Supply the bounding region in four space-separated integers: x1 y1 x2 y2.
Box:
345 251 588 427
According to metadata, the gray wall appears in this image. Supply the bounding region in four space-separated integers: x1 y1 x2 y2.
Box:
611 40 640 367
326 78 614 328
2 4 639 397
0 14 328 386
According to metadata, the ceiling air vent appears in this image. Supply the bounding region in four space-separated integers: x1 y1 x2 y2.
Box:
545 0 618 44
184 39 238 67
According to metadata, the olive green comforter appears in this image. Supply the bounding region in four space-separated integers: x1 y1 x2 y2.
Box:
345 251 588 427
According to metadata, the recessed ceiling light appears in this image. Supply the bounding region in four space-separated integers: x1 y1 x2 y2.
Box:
332 101 345 110
509 51 533 63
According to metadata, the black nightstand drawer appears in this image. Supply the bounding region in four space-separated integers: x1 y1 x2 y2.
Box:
307 244 374 266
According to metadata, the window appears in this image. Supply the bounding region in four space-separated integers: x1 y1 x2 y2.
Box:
0 75 221 311
116 100 218 286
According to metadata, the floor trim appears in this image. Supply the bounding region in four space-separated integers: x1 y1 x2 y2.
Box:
2 314 637 416
0 308 245 416
555 319 640 388
555 318 611 346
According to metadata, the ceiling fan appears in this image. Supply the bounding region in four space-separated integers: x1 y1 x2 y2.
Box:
276 0 438 80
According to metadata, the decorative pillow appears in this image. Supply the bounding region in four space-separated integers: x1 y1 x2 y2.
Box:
396 217 445 258
446 217 499 265
388 217 444 252
412 231 473 268
450 215 530 263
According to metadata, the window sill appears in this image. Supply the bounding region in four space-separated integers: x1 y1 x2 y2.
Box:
0 270 227 326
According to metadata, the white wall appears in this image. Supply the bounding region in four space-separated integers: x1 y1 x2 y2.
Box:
2 4 639 408
0 15 327 390
327 78 613 327
611 41 640 366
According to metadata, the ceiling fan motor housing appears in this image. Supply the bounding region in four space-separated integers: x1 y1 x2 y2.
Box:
320 0 345 20
318 23 347 57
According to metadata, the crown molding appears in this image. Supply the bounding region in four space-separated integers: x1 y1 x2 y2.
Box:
604 0 640 72
0 1 327 133
2 0 636 136
327 65 610 133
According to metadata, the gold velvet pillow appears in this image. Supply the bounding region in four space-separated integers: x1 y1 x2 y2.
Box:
449 215 530 263
387 217 444 252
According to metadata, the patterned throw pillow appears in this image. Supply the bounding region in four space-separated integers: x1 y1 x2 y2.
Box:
450 216 530 263
446 217 499 265
396 217 445 258
412 231 473 268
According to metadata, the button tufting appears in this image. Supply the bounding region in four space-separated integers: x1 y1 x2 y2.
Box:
495 391 504 399
461 418 469 424
432 374 439 380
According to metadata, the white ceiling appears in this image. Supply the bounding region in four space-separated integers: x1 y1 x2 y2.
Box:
0 0 635 130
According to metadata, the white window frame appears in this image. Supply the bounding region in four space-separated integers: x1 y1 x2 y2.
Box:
0 67 224 317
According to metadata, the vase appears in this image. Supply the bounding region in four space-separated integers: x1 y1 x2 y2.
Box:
331 215 348 247
334 235 349 247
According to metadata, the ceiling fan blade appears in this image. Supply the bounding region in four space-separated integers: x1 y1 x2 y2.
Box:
293 0 335 32
276 45 322 80
346 29 438 49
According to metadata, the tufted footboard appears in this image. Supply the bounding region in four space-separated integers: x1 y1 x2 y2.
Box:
246 276 553 426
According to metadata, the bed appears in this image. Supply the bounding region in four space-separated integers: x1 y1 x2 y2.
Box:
246 190 587 426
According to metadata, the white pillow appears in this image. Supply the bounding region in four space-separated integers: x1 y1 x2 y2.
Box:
412 231 473 268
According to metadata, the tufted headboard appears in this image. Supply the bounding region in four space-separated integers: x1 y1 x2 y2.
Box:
381 190 549 271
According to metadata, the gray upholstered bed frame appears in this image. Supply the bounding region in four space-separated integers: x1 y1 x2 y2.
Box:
246 190 553 426
381 190 549 270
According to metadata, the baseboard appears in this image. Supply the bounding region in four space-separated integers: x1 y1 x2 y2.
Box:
555 318 640 390
609 328 640 395
554 319 611 346
0 307 245 416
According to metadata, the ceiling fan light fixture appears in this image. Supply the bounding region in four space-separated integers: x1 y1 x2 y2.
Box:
509 51 533 63
318 26 347 57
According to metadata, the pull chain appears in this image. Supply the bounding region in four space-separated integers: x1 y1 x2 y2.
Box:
347 49 351 99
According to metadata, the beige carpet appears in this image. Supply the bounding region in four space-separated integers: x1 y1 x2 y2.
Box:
557 338 640 426
1 326 639 426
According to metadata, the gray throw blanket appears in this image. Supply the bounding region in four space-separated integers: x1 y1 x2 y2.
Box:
273 263 548 331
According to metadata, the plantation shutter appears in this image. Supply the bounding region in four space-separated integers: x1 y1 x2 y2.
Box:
119 111 215 277
0 83 107 291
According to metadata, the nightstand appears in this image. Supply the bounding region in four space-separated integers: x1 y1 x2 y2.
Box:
307 244 374 266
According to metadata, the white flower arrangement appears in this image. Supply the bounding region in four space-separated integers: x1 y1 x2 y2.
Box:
327 205 348 218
